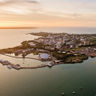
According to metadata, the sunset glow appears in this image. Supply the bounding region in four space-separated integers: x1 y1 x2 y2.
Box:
0 0 96 27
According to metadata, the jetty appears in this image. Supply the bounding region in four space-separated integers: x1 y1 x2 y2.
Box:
0 58 59 70
0 59 46 70
0 53 41 61
21 64 47 69
0 53 63 70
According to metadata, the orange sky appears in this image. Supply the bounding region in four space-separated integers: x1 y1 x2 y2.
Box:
0 0 96 27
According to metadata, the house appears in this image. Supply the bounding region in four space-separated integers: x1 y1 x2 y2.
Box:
28 42 36 47
55 42 62 49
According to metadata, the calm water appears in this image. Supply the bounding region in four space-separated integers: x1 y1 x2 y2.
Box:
0 27 96 96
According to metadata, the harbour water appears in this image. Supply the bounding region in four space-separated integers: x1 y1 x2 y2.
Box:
0 27 96 96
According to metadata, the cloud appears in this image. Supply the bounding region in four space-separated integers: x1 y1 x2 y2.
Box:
0 0 39 5
0 0 40 15
40 11 82 19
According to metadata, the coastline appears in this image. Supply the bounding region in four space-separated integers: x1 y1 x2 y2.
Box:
0 32 96 70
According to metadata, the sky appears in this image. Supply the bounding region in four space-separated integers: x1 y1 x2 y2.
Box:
0 0 96 27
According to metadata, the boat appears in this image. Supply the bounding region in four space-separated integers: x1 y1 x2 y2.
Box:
47 62 53 67
61 92 65 96
72 91 76 94
7 65 12 69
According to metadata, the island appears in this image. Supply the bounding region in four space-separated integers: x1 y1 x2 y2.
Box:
0 32 96 70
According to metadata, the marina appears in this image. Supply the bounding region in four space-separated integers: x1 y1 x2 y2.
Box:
0 53 60 70
0 58 47 70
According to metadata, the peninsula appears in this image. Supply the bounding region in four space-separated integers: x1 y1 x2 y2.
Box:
0 32 96 70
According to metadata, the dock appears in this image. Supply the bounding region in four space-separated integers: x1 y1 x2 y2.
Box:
0 53 62 70
21 64 47 69
0 53 41 61
0 59 57 70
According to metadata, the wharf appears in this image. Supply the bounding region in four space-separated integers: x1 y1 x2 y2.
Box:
0 59 57 70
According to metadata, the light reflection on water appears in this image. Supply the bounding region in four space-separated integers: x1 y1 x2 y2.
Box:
0 27 96 49
0 29 38 49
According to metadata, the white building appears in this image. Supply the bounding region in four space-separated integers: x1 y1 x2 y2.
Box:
28 42 36 47
39 53 50 61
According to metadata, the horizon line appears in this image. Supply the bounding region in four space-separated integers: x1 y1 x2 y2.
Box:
0 27 37 29
0 26 96 29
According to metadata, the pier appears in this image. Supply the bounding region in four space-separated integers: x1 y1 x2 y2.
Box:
21 64 47 69
0 58 60 70
0 53 41 61
0 59 47 70
0 53 63 70
0 58 62 70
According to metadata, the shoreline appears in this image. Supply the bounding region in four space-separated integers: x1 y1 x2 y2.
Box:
0 32 96 70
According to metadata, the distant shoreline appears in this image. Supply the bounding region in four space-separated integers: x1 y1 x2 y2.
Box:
0 27 37 29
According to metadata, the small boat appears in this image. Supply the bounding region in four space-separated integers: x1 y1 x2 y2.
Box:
72 91 76 94
7 65 12 69
61 92 65 96
47 62 53 67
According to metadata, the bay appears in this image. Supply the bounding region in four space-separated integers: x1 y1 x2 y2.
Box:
0 27 96 96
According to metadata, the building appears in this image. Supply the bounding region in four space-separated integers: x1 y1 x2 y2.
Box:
39 53 50 61
28 42 36 47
